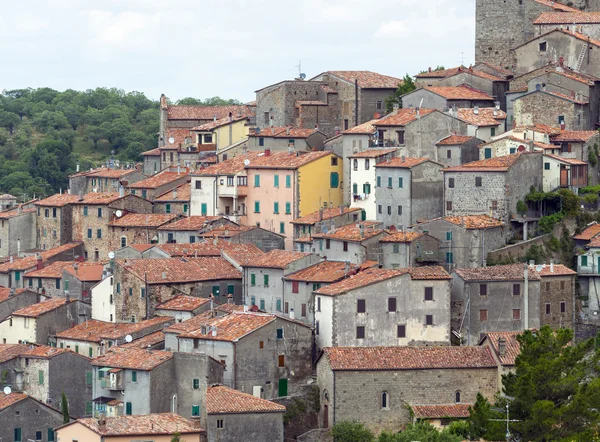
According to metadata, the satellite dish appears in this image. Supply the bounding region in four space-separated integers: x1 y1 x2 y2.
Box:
3 386 11 395
115 210 123 218
108 251 115 259
124 335 133 343
243 159 251 166
517 145 526 152
168 137 175 144
535 84 542 91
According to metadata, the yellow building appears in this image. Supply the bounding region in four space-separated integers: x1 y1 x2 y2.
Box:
190 113 253 158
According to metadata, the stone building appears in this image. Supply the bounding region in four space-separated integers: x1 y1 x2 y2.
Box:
542 154 588 192
129 167 190 201
291 207 362 241
24 261 75 298
450 107 507 142
153 183 190 215
373 108 467 160
0 393 64 442
69 166 145 195
316 346 498 432
35 193 80 250
533 11 600 40
379 231 441 269
435 135 482 167
551 130 600 163
0 288 40 323
413 215 507 271
451 264 541 345
443 152 543 223
247 127 327 151
61 262 105 302
91 348 223 418
402 86 496 112
374 157 445 229
310 222 384 265
313 267 452 349
198 224 285 252
0 205 36 258
479 331 521 389
156 216 223 244
478 136 560 160
513 89 591 130
155 295 211 323
205 385 286 442
112 256 242 322
537 263 577 329
107 213 180 251
174 311 313 399
189 111 254 157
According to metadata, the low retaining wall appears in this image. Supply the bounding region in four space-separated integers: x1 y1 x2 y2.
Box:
487 234 551 263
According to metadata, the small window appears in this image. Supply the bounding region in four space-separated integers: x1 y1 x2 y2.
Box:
455 391 461 403
544 162 550 170
278 354 285 367
365 159 370 170
331 156 338 166
397 324 406 338
491 200 498 211
425 315 433 326
251 273 256 286
513 284 520 296
353 159 359 171
317 297 321 312
276 328 283 339
475 176 482 187
357 299 366 313
131 371 137 382
376 100 383 110
192 405 200 416
343 241 348 252
446 231 452 241
326 239 331 249
388 297 396 312
561 301 566 313
560 281 566 290
480 309 488 321
378 204 382 214
356 326 365 339
376 176 382 188
381 391 389 409
292 281 299 293
447 149 452 159
424 287 433 301
513 309 521 320
217 419 224 429
446 201 452 211
259 341 264 349
397 205 402 216
387 176 393 188
448 177 454 188
479 284 487 296
398 177 403 188
193 378 200 389
539 41 547 52
545 303 551 315
264 274 269 287
195 180 202 189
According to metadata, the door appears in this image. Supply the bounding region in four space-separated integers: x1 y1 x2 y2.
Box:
597 257 600 275
278 378 288 397
324 404 329 428
560 166 569 187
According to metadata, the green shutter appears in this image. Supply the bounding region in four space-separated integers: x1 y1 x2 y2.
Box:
193 378 200 389
278 378 288 396
228 284 234 295
183 204 188 213
330 172 339 188
274 202 279 214
48 428 55 441
75 345 79 354
126 402 132 415
97 229 102 239
398 177 403 188
83 206 88 216
166 203 171 214
260 299 265 310
276 299 282 311
251 296 256 306
544 162 550 170
264 274 269 286
142 190 147 199
285 202 291 214
254 175 260 187
192 405 200 416
352 183 358 194
274 175 279 187
446 231 452 241
388 177 392 188
285 175 291 188
280 222 285 234
14 428 21 442
376 176 381 187
484 148 492 159
39 370 44 385
446 252 454 264
255 201 260 213
582 255 588 266
201 203 207 216
117 282 121 293
251 273 256 286
212 285 220 296
15 271 20 281
132 371 137 382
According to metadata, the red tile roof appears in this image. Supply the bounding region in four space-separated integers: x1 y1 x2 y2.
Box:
444 152 527 172
375 157 431 169
109 213 179 228
25 261 76 279
436 135 474 146
349 148 397 158
0 206 36 219
552 131 599 142
249 127 321 138
178 312 277 341
71 192 123 205
284 261 359 283
574 223 600 241
412 404 472 419
206 385 286 414
63 262 105 282
481 331 522 366
536 263 577 276
70 167 138 179
129 169 190 190
156 295 210 311
291 207 361 225
71 413 203 435
21 345 73 359
12 297 70 318
438 215 505 230
455 263 541 281
533 11 600 24
423 85 494 101
92 347 173 370
167 104 252 121
456 108 506 127
195 152 263 175
312 221 384 242
0 392 28 410
191 110 253 131
342 119 378 135
380 231 426 243
0 344 31 363
315 267 450 296
532 0 579 12
324 71 402 89
0 243 82 273
154 183 190 202
121 331 165 349
544 154 587 165
0 288 27 303
197 225 255 238
416 65 504 82
243 250 310 269
156 216 220 231
375 108 436 127
142 148 161 156
55 317 172 343
35 194 80 207
244 151 332 169
323 346 497 371
120 257 241 284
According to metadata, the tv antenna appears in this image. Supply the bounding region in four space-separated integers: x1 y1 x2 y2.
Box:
295 60 306 80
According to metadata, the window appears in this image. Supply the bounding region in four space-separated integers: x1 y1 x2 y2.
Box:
165 203 171 214
97 229 102 239
276 299 282 312
87 228 92 239
545 303 551 315
424 287 433 301
544 162 550 170
363 183 371 194
285 175 291 188
97 207 103 218
14 428 22 442
251 273 256 286
89 347 93 357
398 177 403 188
357 299 366 313
116 283 120 293
292 281 299 293
201 203 208 216
302 304 307 317
343 241 348 252
484 148 492 159
480 309 488 321
274 174 279 187
365 159 370 170
217 419 224 429
491 127 496 137
539 41 547 52
561 301 566 313
129 288 133 297
285 202 291 214
317 297 321 312
131 371 137 382
331 156 338 166
330 172 339 188
55 279 60 289
582 255 588 267
376 176 381 187
326 239 331 249
352 183 358 194
83 206 88 216
274 202 279 214
397 205 402 216
316 321 320 335
479 284 487 296
192 405 200 416
446 201 452 211
510 147 516 154
251 296 256 306
356 326 365 339
397 324 406 338
39 370 44 385
387 206 391 215
259 137 265 146
381 391 389 409
513 284 520 296
227 285 234 296
393 243 399 254
560 281 565 290
126 402 132 415
75 345 79 353
276 328 283 339
254 175 260 187
212 285 220 297
193 378 200 389
353 159 359 171
259 340 264 349
48 428 55 441
195 180 202 189
491 200 498 211
425 315 433 326
52 207 57 218
475 176 482 187
376 100 383 110
254 201 260 213
447 149 452 159
397 130 405 145
387 176 393 189
264 274 269 287
388 297 396 312
446 231 452 241
455 391 461 403
278 354 285 367
378 204 382 214
513 309 521 320
141 190 147 199
45 208 49 218
312 283 321 291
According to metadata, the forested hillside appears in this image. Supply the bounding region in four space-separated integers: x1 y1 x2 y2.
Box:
0 88 240 201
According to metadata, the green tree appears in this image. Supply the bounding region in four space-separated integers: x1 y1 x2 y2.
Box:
176 96 242 106
170 433 182 442
385 75 416 113
61 391 70 423
0 111 21 134
379 422 461 442
331 421 375 442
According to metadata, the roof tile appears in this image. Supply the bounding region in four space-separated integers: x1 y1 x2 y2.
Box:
244 151 333 170
243 250 311 269
56 317 172 343
444 152 527 172
156 295 210 311
423 85 494 100
154 183 191 202
206 385 286 414
120 257 241 284
291 207 361 225
284 261 359 283
349 148 397 158
481 331 522 366
129 169 190 190
324 71 402 89
412 404 472 419
109 213 179 228
91 347 173 370
533 11 600 24
457 108 506 127
74 413 203 435
436 135 474 146
178 312 275 341
375 108 436 127
312 221 384 242
12 298 71 318
455 263 541 281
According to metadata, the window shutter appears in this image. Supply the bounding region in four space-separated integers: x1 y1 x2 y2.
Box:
330 172 339 188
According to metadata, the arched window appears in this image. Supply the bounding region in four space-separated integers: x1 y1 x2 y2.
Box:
381 391 389 409
455 391 461 403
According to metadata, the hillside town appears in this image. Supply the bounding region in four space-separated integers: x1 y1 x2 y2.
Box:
6 0 600 441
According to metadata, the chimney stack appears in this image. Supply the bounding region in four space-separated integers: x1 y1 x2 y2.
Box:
344 261 350 275
9 287 15 297
173 189 178 199
318 209 324 223
339 205 344 215
190 416 202 429
36 254 44 270
265 148 271 157
97 413 107 431
550 260 554 273
119 185 125 198
498 338 507 356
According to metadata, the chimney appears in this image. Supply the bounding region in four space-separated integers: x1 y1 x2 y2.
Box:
359 224 365 238
173 189 178 199
177 165 181 174
318 209 324 222
286 126 291 136
289 308 295 319
17 239 20 258
78 191 84 202
213 114 217 122
498 338 507 356
147 344 152 353
162 271 167 279
550 260 554 273
401 155 406 163
119 185 125 198
9 287 15 297
97 413 107 431
36 254 44 270
227 294 233 304
65 291 70 303
339 205 344 215
190 416 202 429
264 148 271 157
473 106 479 115
344 261 350 275
428 67 432 73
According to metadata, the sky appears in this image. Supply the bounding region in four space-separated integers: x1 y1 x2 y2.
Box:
0 0 475 103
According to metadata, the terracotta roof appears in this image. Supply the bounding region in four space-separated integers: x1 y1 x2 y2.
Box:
198 225 255 238
531 0 579 12
412 404 472 419
71 413 203 435
342 119 378 134
11 297 70 318
120 256 241 284
243 150 332 169
444 152 527 172
71 167 138 179
243 250 310 269
92 347 173 370
195 152 263 176
436 135 474 146
191 111 252 131
0 206 36 219
221 243 266 265
155 242 221 257
0 392 28 410
109 213 179 228
154 183 190 202
422 85 494 101
249 127 321 138
56 317 172 343
416 65 504 82
573 223 600 241
156 295 210 311
284 260 359 283
157 216 220 231
295 100 327 107
206 385 286 414
544 154 587 165
178 312 275 341
167 104 251 121
128 244 155 252
312 222 384 242
129 169 189 189
0 288 27 303
0 243 81 273
0 344 31 363
121 331 165 349
375 157 431 169
455 263 541 281
315 267 450 296
349 148 397 158
323 346 497 371
142 148 161 156
552 131 598 142
481 331 522 366
474 62 514 78
534 11 600 24
70 193 122 206
380 231 426 243
456 108 506 127
291 207 361 225
324 71 402 89
35 194 80 207
437 215 505 230
536 264 577 276
20 345 72 359
63 262 104 282
375 108 436 127
25 261 81 279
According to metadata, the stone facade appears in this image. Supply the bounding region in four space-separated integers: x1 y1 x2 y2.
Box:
539 270 576 329
380 234 441 269
436 137 483 167
0 395 64 442
0 290 40 323
513 90 590 130
36 204 73 250
0 209 36 258
206 411 284 442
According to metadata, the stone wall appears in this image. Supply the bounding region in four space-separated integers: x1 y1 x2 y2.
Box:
540 274 576 329
514 91 589 130
486 234 550 263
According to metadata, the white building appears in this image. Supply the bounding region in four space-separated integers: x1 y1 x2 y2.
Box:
91 277 115 322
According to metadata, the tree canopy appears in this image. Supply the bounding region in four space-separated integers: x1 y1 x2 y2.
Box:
385 75 417 113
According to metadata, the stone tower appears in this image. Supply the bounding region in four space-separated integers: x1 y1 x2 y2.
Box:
475 0 600 69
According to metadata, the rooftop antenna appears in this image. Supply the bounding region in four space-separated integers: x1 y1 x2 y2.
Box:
461 51 465 66
295 60 306 80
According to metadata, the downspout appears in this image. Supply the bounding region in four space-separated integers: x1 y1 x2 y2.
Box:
524 263 529 330
213 177 218 216
233 343 237 389
354 79 359 127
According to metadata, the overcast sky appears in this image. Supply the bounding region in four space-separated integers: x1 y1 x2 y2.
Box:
1 0 475 103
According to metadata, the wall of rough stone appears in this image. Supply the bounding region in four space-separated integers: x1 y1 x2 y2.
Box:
514 91 589 130
540 274 575 329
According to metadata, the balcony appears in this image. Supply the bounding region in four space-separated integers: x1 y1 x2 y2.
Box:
101 370 123 390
